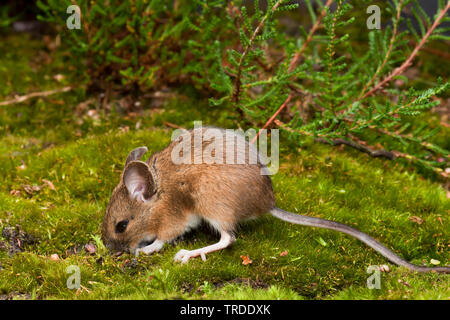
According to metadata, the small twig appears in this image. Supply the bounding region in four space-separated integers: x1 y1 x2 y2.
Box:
316 136 447 178
0 86 74 106
314 137 396 160
251 94 293 143
142 91 179 99
288 0 334 73
274 118 395 160
163 121 184 130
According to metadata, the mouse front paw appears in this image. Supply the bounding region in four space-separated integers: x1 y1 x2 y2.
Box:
135 239 165 257
136 246 156 257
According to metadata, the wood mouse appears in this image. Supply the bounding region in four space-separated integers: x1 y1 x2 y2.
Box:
102 127 449 273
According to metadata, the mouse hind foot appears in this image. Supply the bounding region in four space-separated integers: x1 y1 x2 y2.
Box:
173 230 235 264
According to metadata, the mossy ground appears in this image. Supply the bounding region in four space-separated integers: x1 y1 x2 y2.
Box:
0 34 448 300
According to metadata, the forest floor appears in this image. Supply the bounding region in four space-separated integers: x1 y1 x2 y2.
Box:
0 33 448 300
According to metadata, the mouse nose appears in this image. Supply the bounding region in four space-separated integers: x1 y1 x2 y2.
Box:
103 237 130 253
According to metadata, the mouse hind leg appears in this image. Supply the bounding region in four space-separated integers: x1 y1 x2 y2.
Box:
173 228 235 264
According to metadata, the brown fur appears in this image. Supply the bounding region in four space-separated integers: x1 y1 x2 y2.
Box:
102 128 275 253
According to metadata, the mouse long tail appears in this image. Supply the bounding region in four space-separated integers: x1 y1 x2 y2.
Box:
270 207 449 273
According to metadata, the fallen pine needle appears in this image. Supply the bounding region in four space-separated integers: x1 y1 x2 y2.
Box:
0 86 73 106
163 121 184 129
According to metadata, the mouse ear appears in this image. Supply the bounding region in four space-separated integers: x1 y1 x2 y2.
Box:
122 161 154 202
125 146 148 166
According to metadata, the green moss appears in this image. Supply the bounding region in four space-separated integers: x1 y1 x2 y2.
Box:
1 126 448 300
0 34 448 300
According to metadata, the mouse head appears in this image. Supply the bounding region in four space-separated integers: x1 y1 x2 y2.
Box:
102 147 158 253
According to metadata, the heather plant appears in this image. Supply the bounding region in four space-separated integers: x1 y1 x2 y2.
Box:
36 0 235 93
35 0 450 176
209 0 450 177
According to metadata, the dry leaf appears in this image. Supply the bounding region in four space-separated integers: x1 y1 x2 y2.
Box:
48 99 64 105
84 243 97 254
87 109 100 120
9 190 21 197
409 216 423 225
279 250 288 257
53 74 65 82
50 253 60 261
379 264 390 272
42 179 55 190
75 98 96 116
119 126 129 133
430 259 440 265
240 255 253 265
397 279 410 287
17 162 27 170
22 184 42 195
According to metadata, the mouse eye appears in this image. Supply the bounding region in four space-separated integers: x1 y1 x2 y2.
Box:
115 219 129 233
